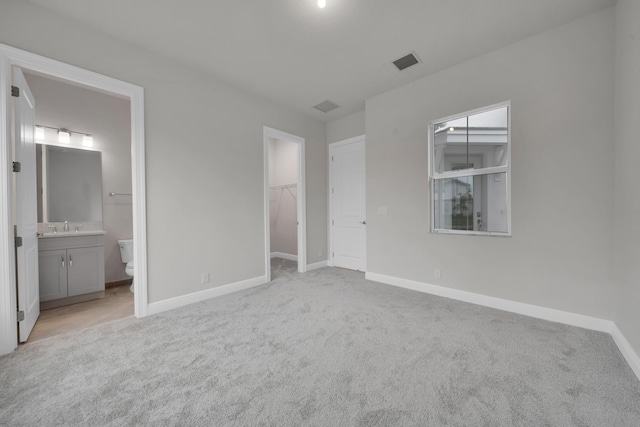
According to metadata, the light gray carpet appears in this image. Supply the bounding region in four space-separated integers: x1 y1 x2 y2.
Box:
1 259 639 426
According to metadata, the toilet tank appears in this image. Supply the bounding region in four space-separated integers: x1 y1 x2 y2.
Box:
117 239 134 263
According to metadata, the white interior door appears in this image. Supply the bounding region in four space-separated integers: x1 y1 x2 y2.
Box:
13 67 39 342
330 137 366 271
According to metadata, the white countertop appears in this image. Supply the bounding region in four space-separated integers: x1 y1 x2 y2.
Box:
38 230 106 239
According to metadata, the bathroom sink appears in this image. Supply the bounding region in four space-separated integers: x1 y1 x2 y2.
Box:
38 230 106 238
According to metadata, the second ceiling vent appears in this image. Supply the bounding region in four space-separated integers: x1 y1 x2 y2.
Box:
313 100 340 113
392 52 420 71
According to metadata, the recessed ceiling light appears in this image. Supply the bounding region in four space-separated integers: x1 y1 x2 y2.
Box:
318 0 326 8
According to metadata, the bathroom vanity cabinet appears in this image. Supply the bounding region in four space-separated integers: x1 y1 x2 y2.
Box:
38 234 105 308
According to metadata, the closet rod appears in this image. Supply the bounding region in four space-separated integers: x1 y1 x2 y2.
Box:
109 192 132 196
269 183 297 200
269 183 297 190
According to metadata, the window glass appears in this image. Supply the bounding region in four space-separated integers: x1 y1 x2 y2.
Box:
433 173 508 233
430 103 510 235
433 106 508 173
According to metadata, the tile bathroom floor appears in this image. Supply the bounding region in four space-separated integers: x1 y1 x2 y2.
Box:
26 285 134 343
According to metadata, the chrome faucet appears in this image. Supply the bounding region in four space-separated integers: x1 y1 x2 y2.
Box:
64 221 69 232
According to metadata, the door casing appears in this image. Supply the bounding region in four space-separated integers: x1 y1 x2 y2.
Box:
263 126 306 281
0 43 148 356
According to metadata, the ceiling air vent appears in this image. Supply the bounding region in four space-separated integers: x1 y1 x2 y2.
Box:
392 52 420 71
313 100 340 113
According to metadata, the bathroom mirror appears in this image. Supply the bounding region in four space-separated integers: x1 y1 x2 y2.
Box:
36 144 103 222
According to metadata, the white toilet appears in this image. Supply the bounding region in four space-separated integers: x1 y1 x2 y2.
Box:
117 239 134 293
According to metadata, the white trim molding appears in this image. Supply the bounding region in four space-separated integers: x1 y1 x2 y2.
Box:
365 272 611 332
428 101 512 237
0 43 147 356
0 53 15 356
270 252 298 261
147 276 267 316
263 126 307 282
365 271 640 382
611 324 640 381
307 260 328 271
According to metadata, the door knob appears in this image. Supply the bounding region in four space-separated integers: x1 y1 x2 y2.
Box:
360 221 366 225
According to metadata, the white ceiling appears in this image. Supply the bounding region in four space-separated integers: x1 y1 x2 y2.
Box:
26 0 616 122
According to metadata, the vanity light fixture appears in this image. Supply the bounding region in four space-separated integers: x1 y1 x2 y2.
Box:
318 0 326 8
82 134 94 147
57 129 71 144
35 126 45 140
37 124 93 147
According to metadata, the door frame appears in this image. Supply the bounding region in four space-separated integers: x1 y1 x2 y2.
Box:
328 135 366 269
0 43 148 356
263 126 306 281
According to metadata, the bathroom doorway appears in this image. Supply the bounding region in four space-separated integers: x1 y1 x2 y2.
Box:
0 44 148 355
263 127 306 282
24 72 134 342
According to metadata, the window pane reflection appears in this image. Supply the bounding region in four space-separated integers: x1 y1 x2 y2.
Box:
433 106 508 173
434 173 508 233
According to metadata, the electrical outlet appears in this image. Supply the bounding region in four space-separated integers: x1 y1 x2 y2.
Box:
201 273 210 284
434 269 441 279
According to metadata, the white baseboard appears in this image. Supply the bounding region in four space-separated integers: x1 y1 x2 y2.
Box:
147 275 267 316
145 268 639 383
365 271 640 382
611 323 640 380
307 260 328 271
365 272 612 332
270 252 298 261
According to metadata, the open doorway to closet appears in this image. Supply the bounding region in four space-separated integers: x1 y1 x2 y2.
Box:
263 127 306 282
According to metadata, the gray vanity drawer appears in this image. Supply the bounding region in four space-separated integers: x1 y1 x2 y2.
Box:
38 235 105 251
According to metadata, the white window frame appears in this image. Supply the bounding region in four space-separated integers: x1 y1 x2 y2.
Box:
428 101 512 237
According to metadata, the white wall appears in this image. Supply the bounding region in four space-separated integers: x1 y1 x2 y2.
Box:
25 74 133 284
269 138 298 256
326 110 365 144
365 9 615 319
613 0 640 357
0 0 327 303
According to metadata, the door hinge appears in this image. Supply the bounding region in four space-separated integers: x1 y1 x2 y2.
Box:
331 156 334 161
11 86 19 97
12 162 21 173
332 252 334 258
15 236 23 248
17 310 25 322
332 220 334 225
